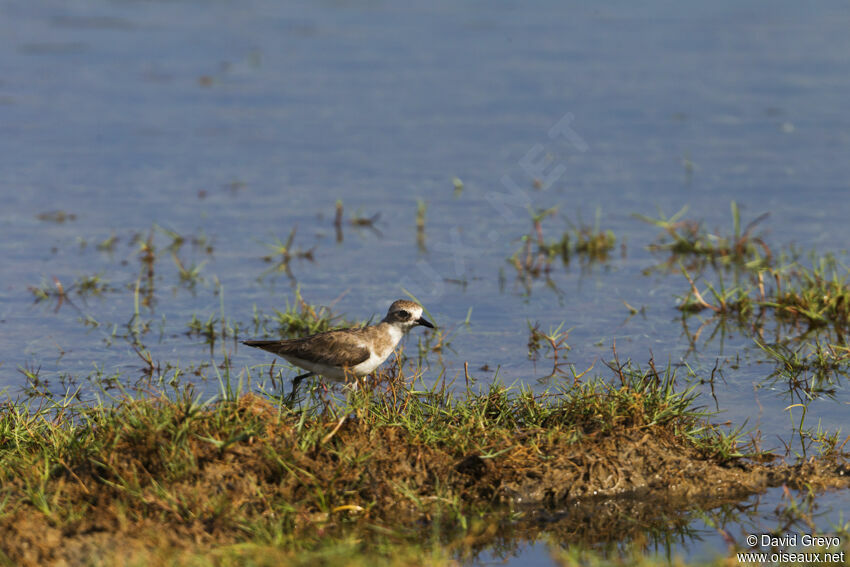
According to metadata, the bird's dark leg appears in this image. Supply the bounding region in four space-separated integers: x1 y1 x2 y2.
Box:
286 371 315 403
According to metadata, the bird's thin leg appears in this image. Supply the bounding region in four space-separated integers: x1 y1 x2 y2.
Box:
287 371 314 404
292 371 314 386
342 367 359 392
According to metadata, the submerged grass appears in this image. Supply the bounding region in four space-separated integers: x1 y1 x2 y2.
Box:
509 207 617 295
645 203 850 402
635 202 771 272
676 250 850 364
1 360 847 566
527 321 573 380
260 227 315 279
27 273 114 304
638 202 850 339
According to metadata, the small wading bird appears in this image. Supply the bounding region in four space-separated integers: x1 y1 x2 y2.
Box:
242 299 434 396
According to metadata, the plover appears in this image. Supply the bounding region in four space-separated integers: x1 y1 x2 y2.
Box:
242 299 434 391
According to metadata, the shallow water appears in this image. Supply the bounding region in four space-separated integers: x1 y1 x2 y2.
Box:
2 0 849 562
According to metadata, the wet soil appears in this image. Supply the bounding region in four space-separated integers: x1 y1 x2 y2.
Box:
1 395 848 566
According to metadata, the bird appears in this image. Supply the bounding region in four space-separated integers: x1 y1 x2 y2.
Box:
242 299 434 394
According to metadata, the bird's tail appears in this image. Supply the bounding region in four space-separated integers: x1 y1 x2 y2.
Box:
242 340 279 347
241 340 287 355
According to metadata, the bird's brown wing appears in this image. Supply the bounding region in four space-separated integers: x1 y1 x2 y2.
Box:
243 329 371 368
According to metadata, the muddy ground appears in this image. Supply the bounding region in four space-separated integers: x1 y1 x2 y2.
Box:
1 394 848 566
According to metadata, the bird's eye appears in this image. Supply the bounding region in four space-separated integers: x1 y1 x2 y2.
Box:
397 309 410 319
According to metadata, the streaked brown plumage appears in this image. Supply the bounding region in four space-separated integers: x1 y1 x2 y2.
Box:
242 299 434 387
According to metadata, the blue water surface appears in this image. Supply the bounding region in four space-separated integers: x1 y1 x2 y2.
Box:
1 0 849 562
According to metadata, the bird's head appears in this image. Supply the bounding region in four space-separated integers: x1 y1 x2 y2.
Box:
382 299 434 331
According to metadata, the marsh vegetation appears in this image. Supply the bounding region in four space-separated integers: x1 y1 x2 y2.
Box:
6 200 850 565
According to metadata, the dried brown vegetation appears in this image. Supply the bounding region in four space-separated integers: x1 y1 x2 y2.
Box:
1 368 848 566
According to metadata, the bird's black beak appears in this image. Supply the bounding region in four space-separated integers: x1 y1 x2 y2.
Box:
417 317 434 329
